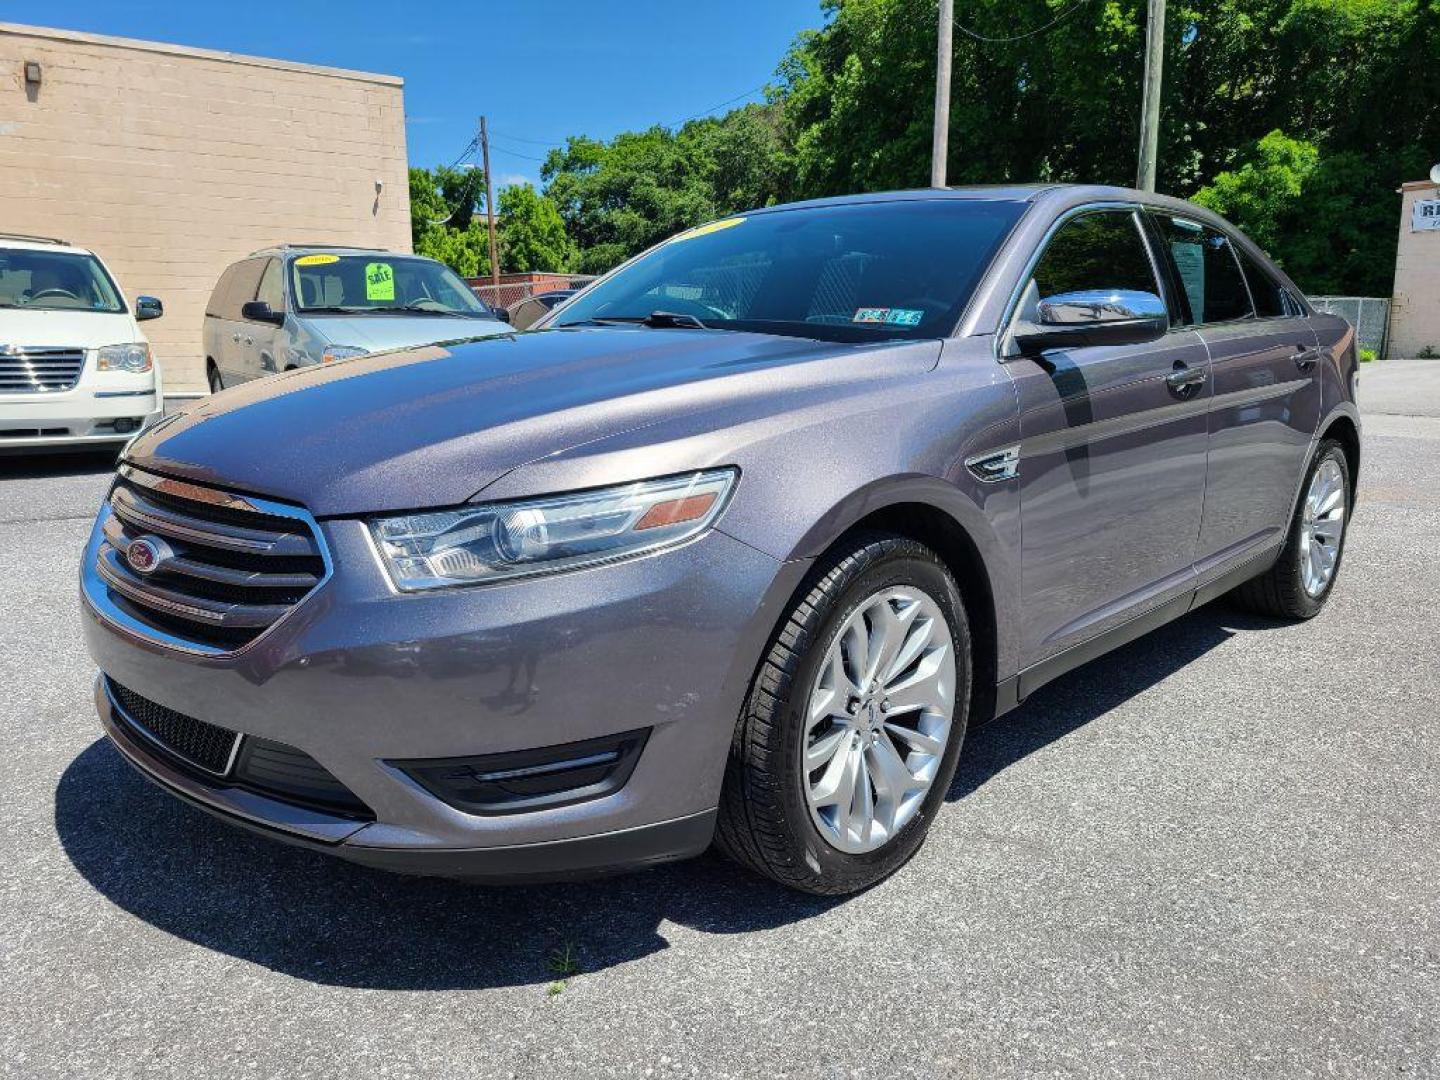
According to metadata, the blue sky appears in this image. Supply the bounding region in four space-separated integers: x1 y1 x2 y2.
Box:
43 1 826 187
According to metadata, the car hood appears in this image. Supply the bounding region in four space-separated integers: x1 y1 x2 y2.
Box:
0 309 138 349
305 314 510 352
125 327 940 516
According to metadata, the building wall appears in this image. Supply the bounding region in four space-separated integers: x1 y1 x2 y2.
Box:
1390 179 1440 359
0 22 411 392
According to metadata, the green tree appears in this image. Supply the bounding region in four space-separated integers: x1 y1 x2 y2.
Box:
497 183 575 272
409 165 491 277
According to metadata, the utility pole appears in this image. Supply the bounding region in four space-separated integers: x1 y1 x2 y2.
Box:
480 115 501 288
1136 0 1166 192
931 0 953 188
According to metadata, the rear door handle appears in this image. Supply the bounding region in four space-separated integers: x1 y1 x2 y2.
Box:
231 333 241 343
1166 364 1207 393
1293 347 1321 370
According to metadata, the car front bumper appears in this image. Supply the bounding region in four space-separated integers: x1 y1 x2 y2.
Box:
82 515 807 879
0 390 161 451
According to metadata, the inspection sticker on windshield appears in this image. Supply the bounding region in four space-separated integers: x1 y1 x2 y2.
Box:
295 253 339 266
853 307 923 326
365 262 395 301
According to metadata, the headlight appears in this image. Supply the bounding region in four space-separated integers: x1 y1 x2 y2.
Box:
369 468 738 590
321 345 368 364
96 343 152 373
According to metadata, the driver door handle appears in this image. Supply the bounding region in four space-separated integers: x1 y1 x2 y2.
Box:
1166 363 1207 393
1293 347 1321 370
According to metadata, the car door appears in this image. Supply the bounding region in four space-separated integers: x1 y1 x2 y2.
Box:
219 258 268 384
1004 207 1211 666
1146 213 1323 571
246 257 287 380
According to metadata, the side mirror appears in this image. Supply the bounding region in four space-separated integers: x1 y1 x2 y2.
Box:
135 295 163 321
493 307 511 324
241 300 285 326
1012 289 1168 354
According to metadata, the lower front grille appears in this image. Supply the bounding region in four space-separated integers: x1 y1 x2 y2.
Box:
106 679 373 820
108 679 240 775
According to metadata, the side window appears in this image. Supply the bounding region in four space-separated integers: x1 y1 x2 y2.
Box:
255 258 284 312
1151 215 1254 325
1235 248 1290 319
206 264 239 318
219 259 266 320
1031 211 1160 300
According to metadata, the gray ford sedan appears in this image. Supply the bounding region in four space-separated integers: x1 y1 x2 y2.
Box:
81 185 1358 894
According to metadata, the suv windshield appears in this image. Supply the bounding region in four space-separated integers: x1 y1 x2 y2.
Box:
290 254 494 317
0 249 125 313
554 199 1026 342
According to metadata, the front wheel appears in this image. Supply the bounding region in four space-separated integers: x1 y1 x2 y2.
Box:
1231 438 1351 619
716 533 971 895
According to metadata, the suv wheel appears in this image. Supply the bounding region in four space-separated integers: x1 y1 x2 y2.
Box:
207 363 224 394
1232 438 1351 619
716 533 971 894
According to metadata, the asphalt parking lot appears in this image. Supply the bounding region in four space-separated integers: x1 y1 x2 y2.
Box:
2 362 1437 1079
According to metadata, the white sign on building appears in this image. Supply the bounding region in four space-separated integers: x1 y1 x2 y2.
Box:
1413 198 1440 232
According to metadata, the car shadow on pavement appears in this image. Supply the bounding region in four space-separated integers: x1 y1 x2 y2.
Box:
949 600 1266 802
54 600 1279 992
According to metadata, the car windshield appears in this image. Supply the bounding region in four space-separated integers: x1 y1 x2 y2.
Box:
553 199 1027 342
290 254 494 317
0 249 125 313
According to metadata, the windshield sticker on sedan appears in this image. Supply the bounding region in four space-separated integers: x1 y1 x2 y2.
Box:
853 308 923 326
295 253 340 266
669 217 746 244
365 262 396 301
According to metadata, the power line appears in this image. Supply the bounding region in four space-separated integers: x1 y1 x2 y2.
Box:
953 0 1092 44
663 83 769 129
490 130 568 147
489 144 551 164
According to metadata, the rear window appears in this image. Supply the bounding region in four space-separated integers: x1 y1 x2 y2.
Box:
1151 215 1254 325
0 249 125 313
554 199 1027 343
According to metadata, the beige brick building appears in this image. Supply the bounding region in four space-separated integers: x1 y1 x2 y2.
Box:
0 22 411 392
1390 179 1440 360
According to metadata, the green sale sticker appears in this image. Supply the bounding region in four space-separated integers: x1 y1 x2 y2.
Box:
365 262 395 301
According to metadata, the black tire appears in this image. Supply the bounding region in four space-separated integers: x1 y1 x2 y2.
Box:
715 532 971 895
207 363 224 394
1231 438 1351 619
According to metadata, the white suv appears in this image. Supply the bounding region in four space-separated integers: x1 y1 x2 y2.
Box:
0 234 163 452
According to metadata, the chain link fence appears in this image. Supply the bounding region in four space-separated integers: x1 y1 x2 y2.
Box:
467 274 597 314
1309 297 1391 358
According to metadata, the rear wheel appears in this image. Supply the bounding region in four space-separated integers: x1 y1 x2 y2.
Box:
207 363 224 394
716 533 971 894
1231 438 1351 619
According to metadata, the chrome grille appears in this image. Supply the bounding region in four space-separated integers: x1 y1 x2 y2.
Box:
0 347 85 393
93 465 328 651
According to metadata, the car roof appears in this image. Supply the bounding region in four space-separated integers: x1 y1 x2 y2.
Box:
738 183 1205 217
0 233 94 256
246 244 428 259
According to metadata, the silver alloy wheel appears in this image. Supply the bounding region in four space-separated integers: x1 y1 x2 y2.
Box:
802 586 956 854
1299 457 1346 597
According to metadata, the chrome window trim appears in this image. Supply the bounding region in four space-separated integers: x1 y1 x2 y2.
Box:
81 466 334 658
992 201 1166 363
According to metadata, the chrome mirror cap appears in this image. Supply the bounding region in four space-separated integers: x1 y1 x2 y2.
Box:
1037 289 1167 326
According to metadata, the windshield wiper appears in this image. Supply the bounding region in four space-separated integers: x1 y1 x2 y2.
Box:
301 305 373 315
556 311 709 330
390 304 476 317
